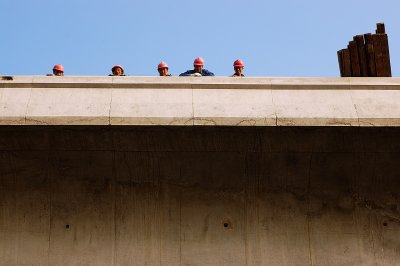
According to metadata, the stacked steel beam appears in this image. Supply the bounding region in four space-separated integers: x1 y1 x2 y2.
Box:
338 23 391 77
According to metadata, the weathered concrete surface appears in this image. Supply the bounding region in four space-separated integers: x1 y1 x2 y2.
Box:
1 126 400 265
2 76 400 126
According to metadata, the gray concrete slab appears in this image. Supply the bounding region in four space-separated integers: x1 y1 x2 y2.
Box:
0 126 400 265
2 77 400 126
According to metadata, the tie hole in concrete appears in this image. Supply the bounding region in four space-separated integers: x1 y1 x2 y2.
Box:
222 219 232 229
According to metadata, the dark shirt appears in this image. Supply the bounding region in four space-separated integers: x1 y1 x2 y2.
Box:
231 73 245 77
179 69 215 76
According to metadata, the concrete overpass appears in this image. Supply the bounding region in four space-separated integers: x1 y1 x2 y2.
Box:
1 76 400 265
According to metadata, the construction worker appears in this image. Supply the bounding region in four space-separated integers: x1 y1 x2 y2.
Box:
52 64 64 76
179 57 214 77
110 65 126 76
231 59 245 77
158 62 172 76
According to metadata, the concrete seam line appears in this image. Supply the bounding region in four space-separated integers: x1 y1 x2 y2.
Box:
109 89 113 126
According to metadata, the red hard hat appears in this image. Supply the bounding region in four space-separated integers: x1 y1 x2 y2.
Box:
233 59 244 67
193 57 204 66
53 64 64 72
158 62 168 69
112 65 124 73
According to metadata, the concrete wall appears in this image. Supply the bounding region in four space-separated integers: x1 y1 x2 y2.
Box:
1 77 400 265
1 126 400 266
2 76 400 126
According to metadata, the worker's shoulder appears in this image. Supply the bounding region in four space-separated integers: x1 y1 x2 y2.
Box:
202 69 215 76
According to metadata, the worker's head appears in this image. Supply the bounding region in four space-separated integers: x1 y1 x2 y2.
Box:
112 65 124 76
233 59 244 76
157 62 169 76
52 64 64 76
193 57 204 73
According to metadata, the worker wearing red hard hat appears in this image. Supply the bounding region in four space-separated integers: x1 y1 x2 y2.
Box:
110 65 126 76
52 64 64 76
179 57 214 77
231 59 245 77
158 62 172 76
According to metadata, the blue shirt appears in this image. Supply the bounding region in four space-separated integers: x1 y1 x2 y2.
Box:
179 69 215 76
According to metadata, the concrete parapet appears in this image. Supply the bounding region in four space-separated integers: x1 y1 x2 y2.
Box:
1 76 400 126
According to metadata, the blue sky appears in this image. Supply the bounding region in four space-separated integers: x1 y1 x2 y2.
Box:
1 0 399 77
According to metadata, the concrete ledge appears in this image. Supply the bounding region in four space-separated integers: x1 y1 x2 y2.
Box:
1 76 400 126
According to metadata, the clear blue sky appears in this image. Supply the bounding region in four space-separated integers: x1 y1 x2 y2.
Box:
1 0 399 77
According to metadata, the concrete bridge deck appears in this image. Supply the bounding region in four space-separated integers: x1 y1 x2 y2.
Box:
1 76 400 126
1 77 400 265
